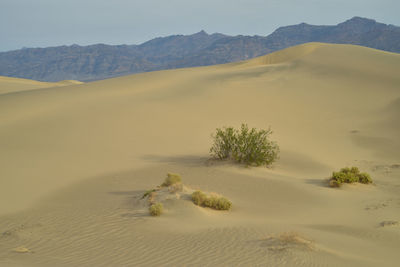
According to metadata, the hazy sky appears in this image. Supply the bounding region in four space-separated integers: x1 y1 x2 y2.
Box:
1 0 399 52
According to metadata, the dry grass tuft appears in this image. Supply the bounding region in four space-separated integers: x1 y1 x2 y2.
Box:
261 232 315 251
162 173 182 187
149 203 163 216
192 190 232 210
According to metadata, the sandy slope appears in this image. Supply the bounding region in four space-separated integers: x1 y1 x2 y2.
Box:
0 43 399 266
0 76 83 95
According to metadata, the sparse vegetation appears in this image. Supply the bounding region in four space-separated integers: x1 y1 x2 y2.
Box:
143 173 232 215
142 172 183 216
191 190 208 206
329 167 372 187
162 173 182 187
210 124 279 166
191 190 232 210
142 189 157 199
149 203 163 216
262 232 315 251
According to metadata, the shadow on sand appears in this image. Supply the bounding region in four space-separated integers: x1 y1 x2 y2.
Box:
304 178 331 188
141 154 238 168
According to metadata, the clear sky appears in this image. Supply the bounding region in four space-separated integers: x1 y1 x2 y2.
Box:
1 0 399 52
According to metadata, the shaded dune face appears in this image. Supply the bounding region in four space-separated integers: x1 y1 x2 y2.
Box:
0 43 399 267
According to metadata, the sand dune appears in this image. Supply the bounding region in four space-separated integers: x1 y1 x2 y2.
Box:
0 43 399 266
0 76 83 95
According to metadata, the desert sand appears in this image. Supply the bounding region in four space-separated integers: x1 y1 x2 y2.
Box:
0 42 399 266
0 76 83 95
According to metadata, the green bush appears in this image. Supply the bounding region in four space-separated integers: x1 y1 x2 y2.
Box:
329 167 372 187
162 173 182 187
210 124 279 166
149 203 163 216
191 191 232 210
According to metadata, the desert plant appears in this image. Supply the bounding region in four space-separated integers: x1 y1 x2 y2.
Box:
210 124 279 166
358 172 372 184
142 189 157 199
329 166 372 187
192 190 208 206
205 195 232 210
149 203 163 216
162 173 182 187
191 191 232 210
262 232 315 251
210 127 237 159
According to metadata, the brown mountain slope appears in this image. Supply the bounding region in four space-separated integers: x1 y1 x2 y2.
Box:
0 17 399 82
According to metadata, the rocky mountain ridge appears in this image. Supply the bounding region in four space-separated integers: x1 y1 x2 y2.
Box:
0 17 399 82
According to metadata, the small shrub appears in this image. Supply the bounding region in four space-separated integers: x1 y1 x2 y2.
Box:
206 195 232 210
210 124 279 166
162 173 182 187
149 203 163 216
191 191 232 210
358 172 372 184
210 127 236 159
329 166 372 187
192 190 208 206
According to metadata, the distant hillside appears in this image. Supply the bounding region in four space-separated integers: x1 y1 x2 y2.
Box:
0 17 399 82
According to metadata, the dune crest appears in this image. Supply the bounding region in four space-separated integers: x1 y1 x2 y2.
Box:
55 80 84 86
0 76 83 95
245 42 324 66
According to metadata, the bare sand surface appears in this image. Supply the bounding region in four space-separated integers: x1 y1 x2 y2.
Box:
0 76 83 95
0 43 399 266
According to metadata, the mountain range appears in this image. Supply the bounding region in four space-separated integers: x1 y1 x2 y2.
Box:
0 16 399 82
